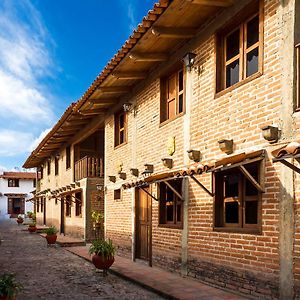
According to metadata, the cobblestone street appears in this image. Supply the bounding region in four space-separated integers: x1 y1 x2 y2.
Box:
0 219 164 300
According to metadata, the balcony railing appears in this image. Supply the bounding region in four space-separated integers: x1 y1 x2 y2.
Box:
74 156 104 181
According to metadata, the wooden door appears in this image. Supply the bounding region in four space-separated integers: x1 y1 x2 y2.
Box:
60 198 65 234
135 188 151 262
43 198 46 225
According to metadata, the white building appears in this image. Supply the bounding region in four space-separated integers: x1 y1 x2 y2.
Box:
0 172 36 218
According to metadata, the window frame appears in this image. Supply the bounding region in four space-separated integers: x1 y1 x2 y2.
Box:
214 160 263 234
75 192 82 217
114 111 127 148
8 179 19 187
160 68 185 124
55 156 59 176
65 195 72 217
47 160 51 176
66 146 71 170
158 179 183 229
216 0 264 95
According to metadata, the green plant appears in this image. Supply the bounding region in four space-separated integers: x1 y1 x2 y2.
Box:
28 222 36 227
0 273 22 299
91 210 103 224
27 211 33 217
31 213 36 221
89 239 115 258
44 226 58 235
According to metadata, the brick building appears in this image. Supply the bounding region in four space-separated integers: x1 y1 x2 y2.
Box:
24 0 300 298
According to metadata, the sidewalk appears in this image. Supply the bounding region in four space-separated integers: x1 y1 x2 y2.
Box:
66 246 248 300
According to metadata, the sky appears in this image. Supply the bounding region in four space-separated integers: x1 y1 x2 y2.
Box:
0 0 155 172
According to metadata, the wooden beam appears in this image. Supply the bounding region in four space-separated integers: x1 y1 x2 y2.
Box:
164 181 184 201
188 0 234 7
97 86 131 94
129 52 168 62
278 159 300 175
239 166 265 193
140 187 158 201
111 72 147 80
152 26 196 38
88 98 117 105
79 109 105 116
190 175 214 197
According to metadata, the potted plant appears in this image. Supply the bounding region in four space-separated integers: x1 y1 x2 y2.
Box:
91 210 103 227
89 239 115 276
28 222 37 233
16 215 23 225
26 211 33 218
0 273 22 300
31 213 36 222
44 226 58 245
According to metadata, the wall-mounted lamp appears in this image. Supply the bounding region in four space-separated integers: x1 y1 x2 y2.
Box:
187 149 201 162
130 168 139 177
108 176 116 183
142 164 154 175
182 52 197 72
119 172 126 180
261 125 279 143
123 102 132 112
218 139 233 155
161 158 173 169
96 184 103 191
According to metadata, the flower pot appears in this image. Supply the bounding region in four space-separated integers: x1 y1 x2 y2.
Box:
0 296 16 300
46 234 57 244
91 254 114 270
16 219 23 225
28 226 37 233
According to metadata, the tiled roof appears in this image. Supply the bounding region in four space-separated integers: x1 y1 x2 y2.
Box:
0 172 36 180
272 140 300 158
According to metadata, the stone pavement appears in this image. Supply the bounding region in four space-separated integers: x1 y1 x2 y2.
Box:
0 219 163 300
67 247 248 300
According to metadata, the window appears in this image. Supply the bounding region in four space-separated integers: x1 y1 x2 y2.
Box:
296 45 300 110
114 111 127 147
33 179 36 188
159 179 183 227
161 68 184 122
66 146 71 169
8 179 19 187
214 161 262 232
47 160 51 175
114 189 121 200
38 166 43 179
40 198 44 213
75 192 82 217
216 1 263 92
55 157 59 176
66 195 71 217
36 199 40 213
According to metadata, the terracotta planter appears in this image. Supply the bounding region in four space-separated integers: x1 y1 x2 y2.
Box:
46 234 57 244
91 254 114 270
28 226 37 233
0 296 16 300
16 219 23 225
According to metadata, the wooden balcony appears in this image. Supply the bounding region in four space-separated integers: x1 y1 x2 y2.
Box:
74 156 104 182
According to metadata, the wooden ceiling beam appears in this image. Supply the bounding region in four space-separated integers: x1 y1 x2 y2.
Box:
187 0 234 7
97 86 131 94
88 98 117 105
112 72 147 80
152 26 196 38
129 52 168 62
79 109 105 116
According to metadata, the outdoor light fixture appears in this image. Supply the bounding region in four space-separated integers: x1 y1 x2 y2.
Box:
96 184 103 191
218 139 233 155
123 102 133 112
119 172 126 180
108 176 116 183
187 149 201 162
161 158 173 169
130 168 139 177
182 52 197 71
261 125 279 143
142 164 154 175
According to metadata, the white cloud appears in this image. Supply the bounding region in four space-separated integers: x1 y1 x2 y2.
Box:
0 0 54 122
117 0 138 33
0 130 34 156
29 128 52 152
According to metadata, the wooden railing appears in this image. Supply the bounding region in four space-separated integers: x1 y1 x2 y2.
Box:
74 156 104 181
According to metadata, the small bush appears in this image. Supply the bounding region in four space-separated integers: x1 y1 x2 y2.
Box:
44 226 58 235
89 239 115 258
0 273 22 299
